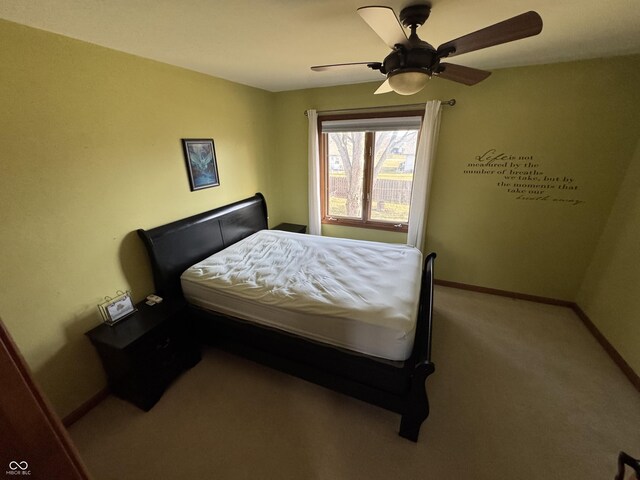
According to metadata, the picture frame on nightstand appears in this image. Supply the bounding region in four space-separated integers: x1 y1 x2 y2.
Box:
98 291 137 326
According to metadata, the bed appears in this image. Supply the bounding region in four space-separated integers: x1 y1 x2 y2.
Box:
137 193 436 441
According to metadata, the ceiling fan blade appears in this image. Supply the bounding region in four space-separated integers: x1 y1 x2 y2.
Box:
435 63 492 86
437 11 543 58
311 62 377 72
357 6 408 49
374 79 393 94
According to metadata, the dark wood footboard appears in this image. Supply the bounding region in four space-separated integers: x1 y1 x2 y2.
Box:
399 360 436 441
400 252 437 441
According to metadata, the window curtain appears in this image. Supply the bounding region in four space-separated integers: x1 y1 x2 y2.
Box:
307 109 322 235
407 100 442 250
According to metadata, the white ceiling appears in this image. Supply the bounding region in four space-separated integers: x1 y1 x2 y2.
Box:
1 0 639 92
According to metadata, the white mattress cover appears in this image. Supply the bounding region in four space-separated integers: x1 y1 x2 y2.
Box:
180 230 423 361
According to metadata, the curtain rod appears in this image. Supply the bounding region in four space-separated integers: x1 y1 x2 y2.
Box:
304 99 455 117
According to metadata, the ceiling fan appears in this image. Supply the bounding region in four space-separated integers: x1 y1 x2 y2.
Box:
311 4 543 95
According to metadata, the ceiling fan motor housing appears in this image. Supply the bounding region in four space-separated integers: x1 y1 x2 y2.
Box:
381 4 438 77
381 47 438 76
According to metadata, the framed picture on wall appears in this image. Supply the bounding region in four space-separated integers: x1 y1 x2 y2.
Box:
182 138 220 191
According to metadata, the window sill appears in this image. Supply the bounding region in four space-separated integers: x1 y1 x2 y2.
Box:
322 218 408 233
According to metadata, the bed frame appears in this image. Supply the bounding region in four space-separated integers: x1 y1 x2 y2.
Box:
137 193 436 441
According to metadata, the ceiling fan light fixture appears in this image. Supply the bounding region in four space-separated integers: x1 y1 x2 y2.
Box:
388 69 430 95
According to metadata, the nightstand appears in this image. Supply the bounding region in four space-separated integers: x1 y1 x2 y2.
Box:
272 223 307 234
86 297 201 411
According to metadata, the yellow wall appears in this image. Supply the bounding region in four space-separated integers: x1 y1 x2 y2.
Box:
2 17 639 416
0 19 274 417
577 139 640 374
271 56 640 301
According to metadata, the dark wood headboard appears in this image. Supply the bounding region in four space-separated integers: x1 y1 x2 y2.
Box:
137 193 268 297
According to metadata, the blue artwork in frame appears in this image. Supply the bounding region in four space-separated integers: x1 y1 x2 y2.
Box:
182 138 220 191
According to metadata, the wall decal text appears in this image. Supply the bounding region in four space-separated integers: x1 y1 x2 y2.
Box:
464 149 585 206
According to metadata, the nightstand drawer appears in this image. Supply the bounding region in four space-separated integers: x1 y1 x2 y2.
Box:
132 321 179 359
134 323 193 376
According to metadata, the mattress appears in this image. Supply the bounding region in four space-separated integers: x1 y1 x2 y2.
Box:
180 230 423 361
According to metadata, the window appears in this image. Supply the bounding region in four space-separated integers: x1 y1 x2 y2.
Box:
319 112 422 232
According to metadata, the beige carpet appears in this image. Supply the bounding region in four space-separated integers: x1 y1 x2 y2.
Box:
69 286 640 479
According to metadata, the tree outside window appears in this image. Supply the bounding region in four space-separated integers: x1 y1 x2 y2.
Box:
320 113 421 232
